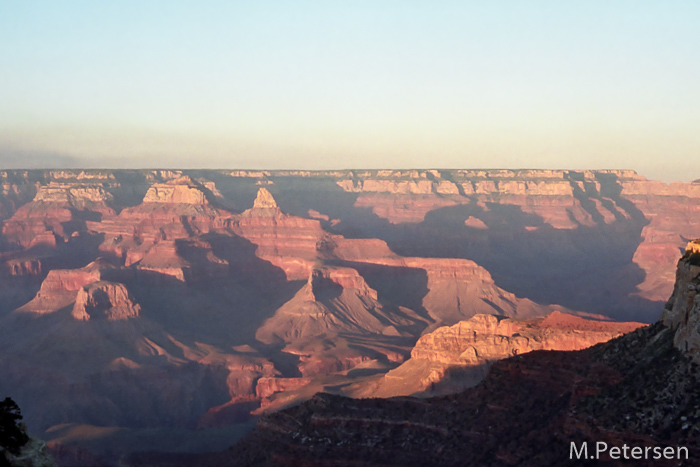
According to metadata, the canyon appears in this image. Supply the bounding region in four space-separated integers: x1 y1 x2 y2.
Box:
0 168 699 463
205 239 700 466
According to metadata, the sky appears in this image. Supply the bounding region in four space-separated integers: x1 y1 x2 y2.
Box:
1 1 698 181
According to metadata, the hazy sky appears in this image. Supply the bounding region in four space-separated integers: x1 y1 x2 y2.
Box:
1 1 698 181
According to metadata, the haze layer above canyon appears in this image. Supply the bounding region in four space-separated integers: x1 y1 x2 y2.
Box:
0 168 698 461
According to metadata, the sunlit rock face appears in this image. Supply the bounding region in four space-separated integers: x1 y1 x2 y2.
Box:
661 239 700 361
359 311 644 398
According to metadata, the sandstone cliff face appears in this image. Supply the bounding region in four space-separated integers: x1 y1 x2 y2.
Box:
71 281 141 321
627 196 700 302
142 176 210 204
354 194 461 224
231 190 325 280
251 187 278 209
332 169 641 229
661 239 700 361
2 168 697 318
330 247 560 324
1 256 43 276
96 176 233 274
330 169 692 322
2 182 116 248
363 312 644 398
32 182 115 210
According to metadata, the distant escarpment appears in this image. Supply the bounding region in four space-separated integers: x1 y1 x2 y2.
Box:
2 168 699 320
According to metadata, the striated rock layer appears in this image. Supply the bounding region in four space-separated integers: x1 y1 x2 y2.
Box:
361 312 645 398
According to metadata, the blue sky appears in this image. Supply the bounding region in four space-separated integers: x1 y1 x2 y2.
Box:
1 1 698 181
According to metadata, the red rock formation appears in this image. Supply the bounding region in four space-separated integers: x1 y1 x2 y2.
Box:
256 265 422 347
332 169 642 229
230 189 327 280
17 259 131 313
403 257 556 323
361 311 644 397
250 187 277 209
227 322 693 467
2 256 43 276
39 258 118 293
661 239 700 361
2 182 115 248
142 176 210 204
133 241 189 281
623 185 700 302
2 168 700 461
195 352 279 428
332 241 562 324
96 177 233 272
354 194 461 224
71 281 141 321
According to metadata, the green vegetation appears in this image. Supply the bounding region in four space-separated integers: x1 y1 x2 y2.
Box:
0 398 55 467
0 398 29 467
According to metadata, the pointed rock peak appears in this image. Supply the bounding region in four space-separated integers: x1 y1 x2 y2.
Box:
253 188 278 209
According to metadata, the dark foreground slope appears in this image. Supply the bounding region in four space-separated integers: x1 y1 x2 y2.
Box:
178 324 696 466
169 243 700 467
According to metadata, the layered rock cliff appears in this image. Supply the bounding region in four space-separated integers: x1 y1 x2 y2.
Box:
2 182 115 248
661 239 700 361
361 312 644 398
